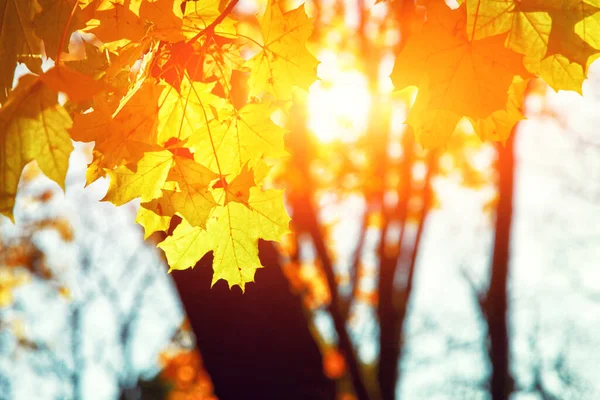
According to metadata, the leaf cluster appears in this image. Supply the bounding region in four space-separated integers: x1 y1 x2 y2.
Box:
392 0 600 148
0 0 318 290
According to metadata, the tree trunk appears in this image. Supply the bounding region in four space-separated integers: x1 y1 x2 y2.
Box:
171 240 336 400
486 131 516 400
378 152 434 400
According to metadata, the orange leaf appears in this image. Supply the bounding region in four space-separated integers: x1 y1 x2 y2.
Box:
39 65 111 102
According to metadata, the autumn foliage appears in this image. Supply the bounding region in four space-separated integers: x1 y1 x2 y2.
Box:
1 0 600 291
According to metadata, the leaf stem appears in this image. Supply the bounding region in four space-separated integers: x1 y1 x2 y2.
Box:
56 0 80 64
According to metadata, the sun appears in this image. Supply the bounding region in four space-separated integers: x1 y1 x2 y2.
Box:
307 51 372 143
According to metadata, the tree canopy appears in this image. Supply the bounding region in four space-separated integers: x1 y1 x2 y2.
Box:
1 0 600 291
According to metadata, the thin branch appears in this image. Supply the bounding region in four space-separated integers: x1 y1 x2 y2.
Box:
56 0 80 64
460 267 487 319
297 198 373 400
342 209 369 321
378 150 435 400
286 102 372 400
187 0 240 44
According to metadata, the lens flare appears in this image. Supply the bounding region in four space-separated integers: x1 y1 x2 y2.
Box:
307 51 372 143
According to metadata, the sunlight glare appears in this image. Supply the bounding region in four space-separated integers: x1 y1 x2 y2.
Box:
307 51 372 143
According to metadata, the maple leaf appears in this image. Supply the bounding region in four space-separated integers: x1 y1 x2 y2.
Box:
523 54 588 93
83 0 146 47
472 76 530 143
0 75 73 220
402 83 461 149
85 150 107 185
156 78 225 145
0 0 41 102
33 0 84 57
202 43 246 92
392 1 530 119
103 37 153 84
136 198 173 239
181 0 237 39
221 164 254 205
577 8 600 49
188 102 288 176
39 65 110 102
64 41 111 78
71 79 163 169
140 0 185 42
158 187 290 291
103 150 174 206
245 0 318 99
161 155 218 228
467 0 600 92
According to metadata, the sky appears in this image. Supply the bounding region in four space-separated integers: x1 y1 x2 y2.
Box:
0 144 184 400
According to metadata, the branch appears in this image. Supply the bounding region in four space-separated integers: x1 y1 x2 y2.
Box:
286 101 372 400
342 209 369 321
56 0 79 64
295 197 373 400
486 129 517 400
187 0 240 44
460 267 487 319
377 150 435 400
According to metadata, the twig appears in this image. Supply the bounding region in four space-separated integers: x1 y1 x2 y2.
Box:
378 150 435 400
342 209 369 321
295 197 373 400
187 0 240 44
56 0 80 64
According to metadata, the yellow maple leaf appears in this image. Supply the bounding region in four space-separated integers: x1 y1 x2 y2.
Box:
245 0 318 99
202 43 247 93
188 102 288 176
85 150 107 185
0 0 41 102
104 37 153 82
83 0 146 47
0 75 73 221
523 53 588 93
222 164 254 205
161 155 218 228
139 0 185 42
403 83 461 149
103 150 173 206
71 79 163 169
577 8 600 49
467 0 600 92
136 199 173 239
156 78 225 145
181 0 237 39
158 188 290 291
392 1 529 119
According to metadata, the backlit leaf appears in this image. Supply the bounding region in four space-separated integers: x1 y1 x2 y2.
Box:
0 0 41 102
0 75 72 220
159 188 290 291
103 150 173 206
467 0 600 92
392 1 530 119
245 0 318 99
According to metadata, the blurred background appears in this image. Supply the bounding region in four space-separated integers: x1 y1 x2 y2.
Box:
2 0 600 399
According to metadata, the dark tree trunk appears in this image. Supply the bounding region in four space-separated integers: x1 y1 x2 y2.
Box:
378 151 434 400
171 240 335 400
486 132 516 400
